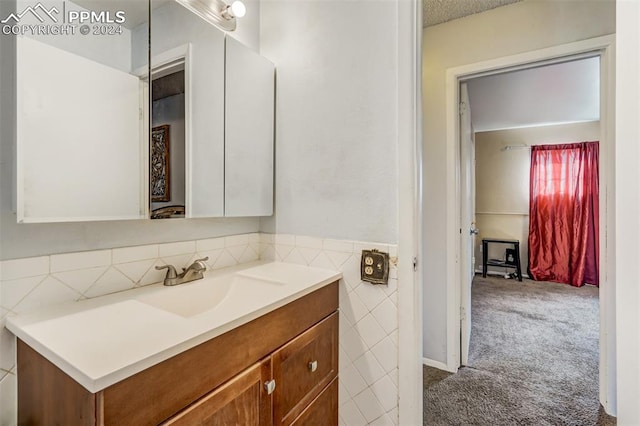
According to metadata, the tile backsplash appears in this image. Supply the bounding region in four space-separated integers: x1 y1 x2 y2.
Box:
259 234 399 426
0 233 260 425
0 232 398 426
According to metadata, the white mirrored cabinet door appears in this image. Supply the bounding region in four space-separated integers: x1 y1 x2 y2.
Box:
224 36 275 217
16 0 149 223
150 1 225 219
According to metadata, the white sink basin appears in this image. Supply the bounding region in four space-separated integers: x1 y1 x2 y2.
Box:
137 274 284 318
6 261 342 393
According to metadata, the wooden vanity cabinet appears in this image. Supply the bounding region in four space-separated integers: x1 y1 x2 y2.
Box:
163 312 338 426
273 313 338 425
162 358 273 426
290 379 338 426
17 281 339 426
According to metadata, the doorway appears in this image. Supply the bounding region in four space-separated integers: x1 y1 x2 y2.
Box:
151 67 187 219
460 54 600 365
442 54 606 423
445 35 615 412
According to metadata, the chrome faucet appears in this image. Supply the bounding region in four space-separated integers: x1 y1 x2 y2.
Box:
155 257 209 286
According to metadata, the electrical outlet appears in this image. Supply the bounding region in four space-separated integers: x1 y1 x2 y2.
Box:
360 249 389 285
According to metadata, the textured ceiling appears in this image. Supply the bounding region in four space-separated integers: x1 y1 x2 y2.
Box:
423 0 524 27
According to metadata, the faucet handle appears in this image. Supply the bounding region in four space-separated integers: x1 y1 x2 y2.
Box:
181 257 210 273
155 264 178 278
193 257 209 270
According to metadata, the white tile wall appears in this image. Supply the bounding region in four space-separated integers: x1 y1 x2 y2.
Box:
0 233 260 425
259 234 399 426
0 232 398 426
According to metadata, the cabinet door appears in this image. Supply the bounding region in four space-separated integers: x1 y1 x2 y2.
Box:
290 379 338 426
224 36 275 217
272 313 338 425
16 37 146 223
163 358 272 426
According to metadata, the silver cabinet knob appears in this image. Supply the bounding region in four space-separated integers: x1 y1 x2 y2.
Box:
264 379 276 395
308 360 318 372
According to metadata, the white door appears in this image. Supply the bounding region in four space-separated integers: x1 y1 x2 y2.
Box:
459 82 477 365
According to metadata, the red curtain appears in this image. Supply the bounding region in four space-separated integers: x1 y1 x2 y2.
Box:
528 142 599 287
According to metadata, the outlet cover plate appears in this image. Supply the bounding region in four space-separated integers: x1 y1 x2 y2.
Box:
360 249 389 285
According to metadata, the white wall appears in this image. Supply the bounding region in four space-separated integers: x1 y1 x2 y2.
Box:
474 122 600 276
259 0 398 244
259 1 402 423
422 0 615 365
615 1 640 424
0 0 263 260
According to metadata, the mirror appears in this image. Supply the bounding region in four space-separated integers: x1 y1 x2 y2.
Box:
149 0 226 219
15 0 149 223
149 1 273 219
15 0 274 223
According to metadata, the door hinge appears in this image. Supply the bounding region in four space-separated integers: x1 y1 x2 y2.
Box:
460 306 466 320
459 101 466 115
412 257 418 271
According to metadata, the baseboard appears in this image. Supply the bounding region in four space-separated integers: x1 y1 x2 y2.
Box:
475 268 530 279
422 357 454 372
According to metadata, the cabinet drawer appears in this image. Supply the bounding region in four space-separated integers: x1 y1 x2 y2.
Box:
162 358 272 426
290 378 338 426
273 312 338 425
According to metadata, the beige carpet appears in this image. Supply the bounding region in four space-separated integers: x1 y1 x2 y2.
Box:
423 275 616 426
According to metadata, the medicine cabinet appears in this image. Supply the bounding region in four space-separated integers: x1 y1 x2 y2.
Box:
15 0 274 223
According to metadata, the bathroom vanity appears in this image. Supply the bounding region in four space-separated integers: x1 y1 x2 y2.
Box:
7 263 340 425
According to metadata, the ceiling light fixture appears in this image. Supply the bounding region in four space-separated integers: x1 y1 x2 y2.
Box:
175 0 246 32
222 1 246 19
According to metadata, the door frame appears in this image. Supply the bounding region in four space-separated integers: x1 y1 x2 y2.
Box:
445 35 615 413
397 0 423 425
458 82 475 366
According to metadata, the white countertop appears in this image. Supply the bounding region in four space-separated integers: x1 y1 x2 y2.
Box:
5 261 341 393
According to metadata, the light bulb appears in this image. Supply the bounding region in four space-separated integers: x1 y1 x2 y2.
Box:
230 1 246 18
